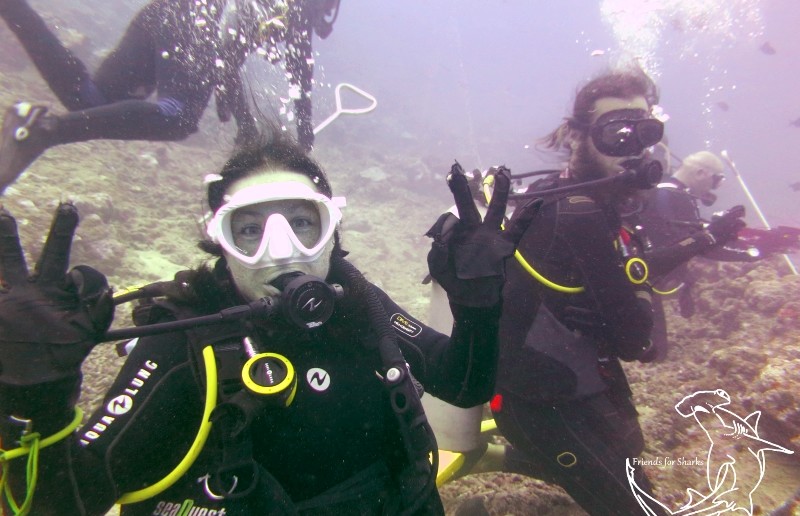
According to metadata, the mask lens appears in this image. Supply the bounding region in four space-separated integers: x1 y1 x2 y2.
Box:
594 120 638 157
711 173 725 189
592 118 663 157
207 181 345 269
229 199 323 257
636 118 664 148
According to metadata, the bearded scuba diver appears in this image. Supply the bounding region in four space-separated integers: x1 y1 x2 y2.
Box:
489 68 672 516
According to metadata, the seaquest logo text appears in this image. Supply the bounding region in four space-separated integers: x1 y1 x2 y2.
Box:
152 499 226 515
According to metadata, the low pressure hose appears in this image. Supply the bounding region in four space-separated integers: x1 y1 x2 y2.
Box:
331 256 438 515
116 346 218 505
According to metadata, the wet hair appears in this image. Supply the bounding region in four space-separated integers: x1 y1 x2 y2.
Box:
200 131 343 257
540 67 659 153
206 132 333 212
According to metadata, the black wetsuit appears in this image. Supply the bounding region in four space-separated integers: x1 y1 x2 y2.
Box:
634 177 758 357
0 260 499 515
0 0 328 149
491 177 660 516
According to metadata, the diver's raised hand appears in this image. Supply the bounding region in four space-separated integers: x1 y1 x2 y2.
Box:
0 203 113 387
705 205 746 247
426 163 541 307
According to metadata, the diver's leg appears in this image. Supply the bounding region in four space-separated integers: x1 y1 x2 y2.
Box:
650 295 670 361
0 102 52 193
50 98 204 143
91 6 156 103
0 96 203 194
494 391 665 516
0 0 105 110
0 0 213 191
285 19 315 152
218 70 259 146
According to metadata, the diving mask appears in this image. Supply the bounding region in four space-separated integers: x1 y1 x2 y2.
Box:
586 109 664 158
207 181 345 269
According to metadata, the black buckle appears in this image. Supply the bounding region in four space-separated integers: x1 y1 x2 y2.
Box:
206 460 259 500
6 415 33 445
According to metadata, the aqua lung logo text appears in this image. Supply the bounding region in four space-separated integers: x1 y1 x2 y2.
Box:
152 499 226 515
79 360 158 446
390 313 422 338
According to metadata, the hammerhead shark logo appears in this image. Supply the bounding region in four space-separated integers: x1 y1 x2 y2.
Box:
627 389 794 515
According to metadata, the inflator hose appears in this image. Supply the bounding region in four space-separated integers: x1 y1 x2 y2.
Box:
331 256 439 515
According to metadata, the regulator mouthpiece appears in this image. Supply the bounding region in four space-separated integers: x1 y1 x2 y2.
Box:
270 272 304 291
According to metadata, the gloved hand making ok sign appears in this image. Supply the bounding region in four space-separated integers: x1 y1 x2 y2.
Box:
0 203 114 388
426 163 542 307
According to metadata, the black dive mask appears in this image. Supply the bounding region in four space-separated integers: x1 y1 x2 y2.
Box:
586 109 664 157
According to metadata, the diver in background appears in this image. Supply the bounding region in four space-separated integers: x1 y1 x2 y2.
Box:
635 150 755 359
491 68 665 516
0 132 540 514
0 0 340 195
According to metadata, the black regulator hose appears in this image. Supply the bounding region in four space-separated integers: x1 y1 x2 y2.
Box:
332 256 439 516
509 169 561 181
101 272 342 343
100 297 280 342
508 160 663 201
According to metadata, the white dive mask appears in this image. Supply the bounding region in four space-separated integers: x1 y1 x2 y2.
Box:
207 181 345 269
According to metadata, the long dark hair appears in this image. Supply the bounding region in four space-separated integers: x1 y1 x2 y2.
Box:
540 67 659 154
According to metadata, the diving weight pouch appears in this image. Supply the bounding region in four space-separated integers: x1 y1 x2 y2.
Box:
499 305 608 402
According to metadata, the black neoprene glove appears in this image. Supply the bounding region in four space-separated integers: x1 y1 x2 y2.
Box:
0 203 114 387
705 205 746 247
426 163 541 307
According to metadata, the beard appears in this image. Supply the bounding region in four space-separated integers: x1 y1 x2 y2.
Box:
571 137 607 182
570 137 642 207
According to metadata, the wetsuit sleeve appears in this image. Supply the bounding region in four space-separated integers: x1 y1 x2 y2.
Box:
558 198 653 361
644 190 760 277
373 287 500 407
0 333 202 515
641 187 719 278
216 66 258 144
645 231 714 278
701 244 761 262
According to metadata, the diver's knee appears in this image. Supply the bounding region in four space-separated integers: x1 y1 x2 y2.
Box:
164 120 199 140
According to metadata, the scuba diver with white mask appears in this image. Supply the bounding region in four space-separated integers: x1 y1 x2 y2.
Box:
0 132 540 514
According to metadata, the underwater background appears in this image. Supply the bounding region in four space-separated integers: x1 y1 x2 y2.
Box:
1 0 799 513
